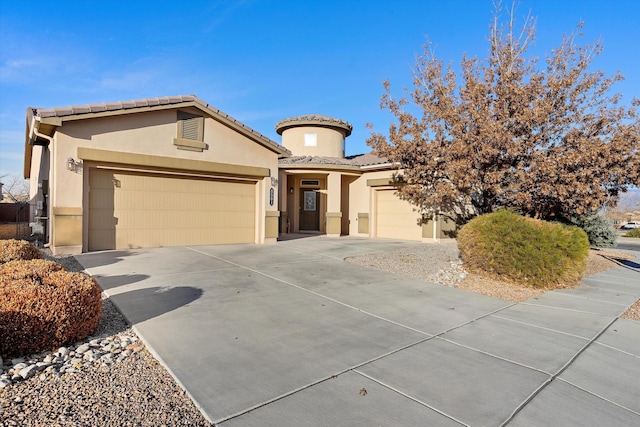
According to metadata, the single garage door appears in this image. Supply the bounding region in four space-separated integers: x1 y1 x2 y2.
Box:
89 169 256 251
376 189 423 241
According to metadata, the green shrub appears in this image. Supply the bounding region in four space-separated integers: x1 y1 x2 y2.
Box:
625 228 640 238
457 210 589 288
565 212 617 248
0 239 42 264
0 262 102 358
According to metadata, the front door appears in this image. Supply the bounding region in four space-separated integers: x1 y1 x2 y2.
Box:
299 189 320 231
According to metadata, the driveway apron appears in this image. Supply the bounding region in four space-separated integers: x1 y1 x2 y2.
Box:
76 237 640 426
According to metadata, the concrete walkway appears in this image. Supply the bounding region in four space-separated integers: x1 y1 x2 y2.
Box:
76 237 640 426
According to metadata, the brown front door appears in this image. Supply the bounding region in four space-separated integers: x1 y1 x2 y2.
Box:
300 189 320 231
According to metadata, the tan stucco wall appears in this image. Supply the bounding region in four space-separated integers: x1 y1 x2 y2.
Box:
348 169 395 236
265 210 280 239
281 126 345 157
41 108 281 252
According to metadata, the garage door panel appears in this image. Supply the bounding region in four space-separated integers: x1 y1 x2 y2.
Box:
89 169 256 251
376 190 423 241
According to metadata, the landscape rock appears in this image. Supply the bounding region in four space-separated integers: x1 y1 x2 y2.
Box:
19 365 38 380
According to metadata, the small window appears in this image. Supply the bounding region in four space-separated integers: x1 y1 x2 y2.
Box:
174 110 206 152
301 180 319 187
304 133 317 146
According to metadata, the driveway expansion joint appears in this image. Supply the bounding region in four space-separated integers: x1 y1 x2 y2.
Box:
500 315 621 425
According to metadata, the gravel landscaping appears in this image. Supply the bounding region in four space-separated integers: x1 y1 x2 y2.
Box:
1 242 637 426
0 252 212 427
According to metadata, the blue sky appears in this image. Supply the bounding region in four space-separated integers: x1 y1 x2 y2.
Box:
1 0 639 179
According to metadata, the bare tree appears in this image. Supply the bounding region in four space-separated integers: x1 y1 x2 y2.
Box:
367 2 640 221
1 174 30 203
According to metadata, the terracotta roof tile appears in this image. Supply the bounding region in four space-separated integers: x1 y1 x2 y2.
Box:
346 152 389 166
279 152 390 168
30 95 290 157
275 114 353 136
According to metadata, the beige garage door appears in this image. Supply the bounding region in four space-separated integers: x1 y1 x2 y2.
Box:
376 189 423 241
89 169 255 251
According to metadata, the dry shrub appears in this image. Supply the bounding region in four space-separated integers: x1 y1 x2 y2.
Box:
0 259 64 282
0 239 43 264
0 262 102 358
458 210 589 288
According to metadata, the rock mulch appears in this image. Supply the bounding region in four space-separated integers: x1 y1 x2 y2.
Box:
2 244 636 426
0 328 142 390
0 252 212 427
347 243 640 310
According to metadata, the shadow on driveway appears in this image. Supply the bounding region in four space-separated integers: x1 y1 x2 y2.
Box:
75 250 141 269
110 286 203 324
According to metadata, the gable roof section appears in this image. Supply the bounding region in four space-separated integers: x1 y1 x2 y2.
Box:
24 95 291 177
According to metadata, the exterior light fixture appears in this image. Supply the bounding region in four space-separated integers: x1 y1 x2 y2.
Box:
289 187 294 194
67 157 82 172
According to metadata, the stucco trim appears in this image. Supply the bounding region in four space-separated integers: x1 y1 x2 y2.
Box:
173 137 208 152
265 211 280 238
77 148 270 178
52 207 82 216
366 178 395 187
326 211 342 236
357 213 369 234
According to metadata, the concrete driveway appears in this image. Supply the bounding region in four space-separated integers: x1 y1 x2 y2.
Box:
76 236 640 426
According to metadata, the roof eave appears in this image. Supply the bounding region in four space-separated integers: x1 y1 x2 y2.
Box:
28 98 292 159
278 163 362 173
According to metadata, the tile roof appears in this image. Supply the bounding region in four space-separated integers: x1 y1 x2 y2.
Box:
346 152 389 166
34 95 198 118
30 95 290 156
275 114 353 136
278 152 390 168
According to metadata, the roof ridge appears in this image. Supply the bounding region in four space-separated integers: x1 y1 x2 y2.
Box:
29 94 291 157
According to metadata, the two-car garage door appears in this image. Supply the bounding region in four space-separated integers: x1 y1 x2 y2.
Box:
88 169 256 251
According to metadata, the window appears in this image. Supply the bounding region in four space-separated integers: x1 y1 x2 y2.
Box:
304 133 317 147
301 180 319 187
174 110 207 152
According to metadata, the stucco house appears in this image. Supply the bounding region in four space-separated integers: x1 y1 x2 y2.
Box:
24 95 454 254
276 115 457 242
24 95 289 254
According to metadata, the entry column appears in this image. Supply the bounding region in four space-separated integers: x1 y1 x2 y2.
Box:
326 172 342 237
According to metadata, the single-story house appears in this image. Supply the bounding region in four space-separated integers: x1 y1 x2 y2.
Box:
276 115 457 241
24 95 289 254
24 95 454 254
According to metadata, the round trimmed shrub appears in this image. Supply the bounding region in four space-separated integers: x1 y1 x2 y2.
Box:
0 267 102 358
0 239 43 264
457 210 589 288
566 212 617 248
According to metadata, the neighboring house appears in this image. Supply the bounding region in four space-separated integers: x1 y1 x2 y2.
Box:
24 95 290 254
23 95 454 254
276 115 457 241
